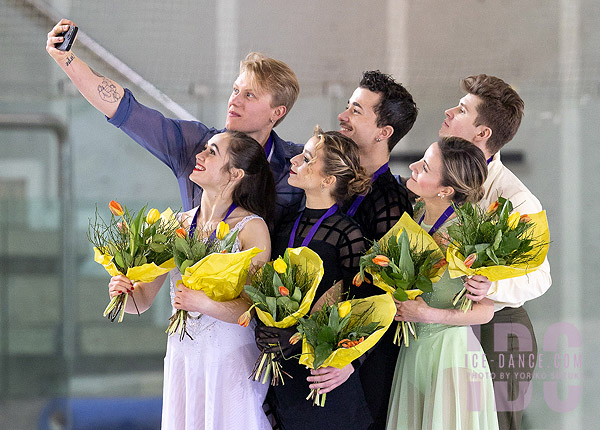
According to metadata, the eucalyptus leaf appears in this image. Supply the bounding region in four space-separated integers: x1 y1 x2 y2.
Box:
485 247 500 265
398 231 414 278
393 288 409 301
266 296 277 320
314 343 333 369
415 274 433 293
291 286 302 302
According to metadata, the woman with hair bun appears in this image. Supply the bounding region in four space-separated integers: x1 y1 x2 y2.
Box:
256 126 374 430
386 136 499 430
108 131 275 430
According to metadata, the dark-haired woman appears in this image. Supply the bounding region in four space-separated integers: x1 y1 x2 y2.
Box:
256 127 374 430
108 131 275 429
386 137 498 430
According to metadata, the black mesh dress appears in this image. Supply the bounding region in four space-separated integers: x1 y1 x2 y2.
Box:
268 206 372 430
341 168 413 430
341 168 413 246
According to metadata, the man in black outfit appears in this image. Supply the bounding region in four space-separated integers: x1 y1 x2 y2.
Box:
308 70 418 430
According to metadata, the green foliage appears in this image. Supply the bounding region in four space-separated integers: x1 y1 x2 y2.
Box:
447 197 544 268
296 300 382 369
88 203 179 273
172 225 239 273
244 249 314 322
359 229 443 301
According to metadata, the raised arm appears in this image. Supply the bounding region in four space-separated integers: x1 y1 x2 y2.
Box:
46 19 124 118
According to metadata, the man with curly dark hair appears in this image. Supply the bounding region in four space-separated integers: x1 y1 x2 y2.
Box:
308 70 417 429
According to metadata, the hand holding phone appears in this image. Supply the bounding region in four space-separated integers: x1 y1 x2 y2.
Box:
55 25 78 51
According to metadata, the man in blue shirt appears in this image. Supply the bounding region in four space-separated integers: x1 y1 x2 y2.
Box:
47 18 303 229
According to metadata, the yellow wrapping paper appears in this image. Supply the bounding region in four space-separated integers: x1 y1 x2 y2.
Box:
446 210 550 281
180 247 262 301
93 247 175 281
255 247 324 328
367 212 447 296
299 294 396 369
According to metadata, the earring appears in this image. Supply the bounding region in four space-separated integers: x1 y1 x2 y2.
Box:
438 193 445 199
376 137 381 142
321 183 325 190
270 119 275 124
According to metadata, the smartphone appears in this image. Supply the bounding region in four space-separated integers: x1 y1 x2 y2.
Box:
55 25 78 51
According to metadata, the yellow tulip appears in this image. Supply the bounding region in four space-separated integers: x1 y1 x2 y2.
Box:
216 221 230 240
338 302 351 318
146 208 160 225
507 211 520 229
273 257 288 274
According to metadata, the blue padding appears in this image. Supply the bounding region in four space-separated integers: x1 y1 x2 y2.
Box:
38 397 162 430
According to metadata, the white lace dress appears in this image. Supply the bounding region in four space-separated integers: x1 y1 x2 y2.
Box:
161 215 270 430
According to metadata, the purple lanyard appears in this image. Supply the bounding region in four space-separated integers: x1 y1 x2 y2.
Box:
189 202 237 239
288 204 338 248
418 204 455 236
418 157 491 235
345 163 388 217
264 135 274 161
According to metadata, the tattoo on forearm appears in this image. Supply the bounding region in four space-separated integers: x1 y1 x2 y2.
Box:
65 53 75 67
88 66 104 78
98 79 121 103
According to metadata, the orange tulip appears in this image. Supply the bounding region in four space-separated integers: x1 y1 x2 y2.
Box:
337 338 354 348
109 200 124 217
463 253 477 268
432 258 447 269
289 332 302 345
175 228 187 238
519 214 532 224
372 255 390 267
279 286 290 297
352 272 363 287
486 201 499 214
338 337 363 349
237 310 251 327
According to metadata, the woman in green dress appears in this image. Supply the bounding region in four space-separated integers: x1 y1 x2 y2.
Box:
386 136 499 430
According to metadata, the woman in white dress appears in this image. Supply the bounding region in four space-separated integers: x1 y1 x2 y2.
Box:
108 131 275 430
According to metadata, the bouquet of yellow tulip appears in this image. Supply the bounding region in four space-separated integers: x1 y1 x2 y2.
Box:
239 247 323 385
356 213 447 346
88 200 179 322
167 220 261 340
293 294 396 406
445 197 550 311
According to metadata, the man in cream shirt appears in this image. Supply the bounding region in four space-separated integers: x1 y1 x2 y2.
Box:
440 74 551 430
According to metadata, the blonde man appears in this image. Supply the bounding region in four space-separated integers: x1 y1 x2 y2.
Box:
46 19 303 228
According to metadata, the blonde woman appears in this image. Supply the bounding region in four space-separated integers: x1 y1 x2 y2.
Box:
386 136 498 430
256 127 374 430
